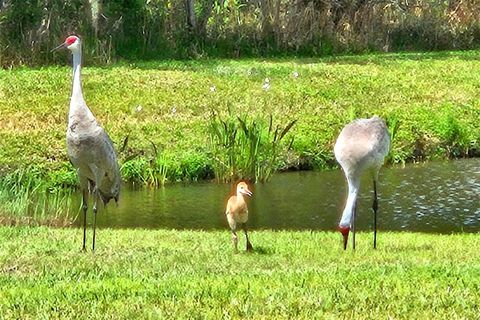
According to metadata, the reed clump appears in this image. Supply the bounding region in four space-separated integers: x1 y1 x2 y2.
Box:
120 138 170 187
0 169 75 226
208 112 296 183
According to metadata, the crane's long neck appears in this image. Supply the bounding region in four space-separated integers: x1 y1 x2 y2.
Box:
71 50 84 103
339 176 360 229
69 48 94 123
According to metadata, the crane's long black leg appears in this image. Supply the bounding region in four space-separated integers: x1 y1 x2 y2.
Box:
92 190 99 251
82 189 88 252
243 223 253 252
373 179 378 249
352 200 356 250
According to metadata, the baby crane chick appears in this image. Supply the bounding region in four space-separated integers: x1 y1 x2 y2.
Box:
225 182 253 253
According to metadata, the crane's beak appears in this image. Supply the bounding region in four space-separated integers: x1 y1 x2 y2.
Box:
339 227 350 250
51 42 67 52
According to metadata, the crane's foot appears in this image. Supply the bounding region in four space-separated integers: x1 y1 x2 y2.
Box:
246 241 253 252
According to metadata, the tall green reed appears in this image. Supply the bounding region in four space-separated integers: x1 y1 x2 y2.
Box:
120 140 169 187
0 169 75 226
385 114 403 163
208 113 296 183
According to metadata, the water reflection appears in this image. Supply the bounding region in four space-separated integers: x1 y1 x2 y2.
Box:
70 158 480 233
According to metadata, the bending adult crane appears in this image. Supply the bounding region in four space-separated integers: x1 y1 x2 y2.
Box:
225 182 253 253
334 116 390 250
53 36 120 251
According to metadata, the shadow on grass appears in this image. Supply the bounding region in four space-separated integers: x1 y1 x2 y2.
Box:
250 245 274 255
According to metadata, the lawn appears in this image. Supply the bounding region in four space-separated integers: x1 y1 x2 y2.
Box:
0 227 479 318
0 51 479 188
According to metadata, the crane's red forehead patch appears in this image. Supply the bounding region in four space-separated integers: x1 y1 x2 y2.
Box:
65 36 78 45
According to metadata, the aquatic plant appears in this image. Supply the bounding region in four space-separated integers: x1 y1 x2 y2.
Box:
208 112 296 183
120 142 169 187
434 105 471 157
207 115 238 182
385 114 402 163
0 169 75 226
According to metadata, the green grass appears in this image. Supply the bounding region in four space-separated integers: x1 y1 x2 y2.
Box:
0 227 479 318
0 51 479 189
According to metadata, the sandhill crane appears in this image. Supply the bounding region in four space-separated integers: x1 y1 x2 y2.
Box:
226 182 253 253
334 116 390 250
53 36 120 251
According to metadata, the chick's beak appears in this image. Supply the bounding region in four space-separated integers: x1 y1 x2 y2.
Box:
244 189 253 197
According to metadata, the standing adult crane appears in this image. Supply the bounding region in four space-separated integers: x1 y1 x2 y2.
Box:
334 116 390 250
53 36 120 251
225 182 254 253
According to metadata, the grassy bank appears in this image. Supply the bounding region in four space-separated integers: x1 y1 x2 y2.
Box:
1 51 479 190
0 227 479 318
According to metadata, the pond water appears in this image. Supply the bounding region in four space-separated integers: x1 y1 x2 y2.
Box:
71 158 480 233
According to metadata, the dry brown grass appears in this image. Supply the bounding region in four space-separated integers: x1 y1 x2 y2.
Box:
1 0 480 66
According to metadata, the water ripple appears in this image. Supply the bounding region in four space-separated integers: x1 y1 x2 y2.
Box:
68 158 480 233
